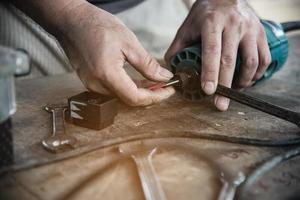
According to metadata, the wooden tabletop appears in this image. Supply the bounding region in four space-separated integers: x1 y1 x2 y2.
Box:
0 35 300 200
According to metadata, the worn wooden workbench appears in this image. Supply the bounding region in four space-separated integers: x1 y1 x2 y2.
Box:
0 33 300 200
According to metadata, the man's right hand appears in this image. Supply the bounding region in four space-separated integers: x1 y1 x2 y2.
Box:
55 1 175 106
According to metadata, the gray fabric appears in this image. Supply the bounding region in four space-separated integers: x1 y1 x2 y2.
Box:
0 3 73 78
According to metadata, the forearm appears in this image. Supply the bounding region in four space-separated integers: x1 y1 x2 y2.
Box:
8 0 86 37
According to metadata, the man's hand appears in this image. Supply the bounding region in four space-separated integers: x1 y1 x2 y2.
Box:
165 0 271 111
11 0 175 106
56 1 175 106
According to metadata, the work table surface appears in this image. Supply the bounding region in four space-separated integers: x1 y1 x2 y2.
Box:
0 35 300 200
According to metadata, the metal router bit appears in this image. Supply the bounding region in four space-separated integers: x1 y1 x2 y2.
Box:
155 70 300 128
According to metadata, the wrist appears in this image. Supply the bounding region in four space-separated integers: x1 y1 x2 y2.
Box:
47 0 88 38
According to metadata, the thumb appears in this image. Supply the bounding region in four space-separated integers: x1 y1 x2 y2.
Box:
124 37 174 82
164 29 189 66
165 40 186 66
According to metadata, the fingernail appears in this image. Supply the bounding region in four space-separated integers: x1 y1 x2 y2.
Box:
202 81 215 95
216 96 229 111
159 68 173 79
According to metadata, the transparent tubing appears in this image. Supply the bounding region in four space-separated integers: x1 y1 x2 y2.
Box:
119 145 166 200
218 172 245 200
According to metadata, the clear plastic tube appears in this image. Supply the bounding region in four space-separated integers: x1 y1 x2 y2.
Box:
119 143 166 200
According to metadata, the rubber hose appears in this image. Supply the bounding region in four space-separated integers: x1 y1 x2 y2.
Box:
281 21 300 32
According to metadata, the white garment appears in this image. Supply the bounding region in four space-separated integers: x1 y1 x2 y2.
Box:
117 0 189 59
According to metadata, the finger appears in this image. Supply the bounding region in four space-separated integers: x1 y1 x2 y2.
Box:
100 66 175 106
124 37 174 82
214 28 240 111
253 28 271 81
201 23 223 95
237 34 259 88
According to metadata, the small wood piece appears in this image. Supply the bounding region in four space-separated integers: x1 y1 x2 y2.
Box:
68 92 118 130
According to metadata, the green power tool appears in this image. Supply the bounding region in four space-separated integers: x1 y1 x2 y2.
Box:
170 20 300 100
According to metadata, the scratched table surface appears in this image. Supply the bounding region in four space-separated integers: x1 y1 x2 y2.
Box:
1 34 300 200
